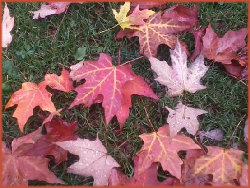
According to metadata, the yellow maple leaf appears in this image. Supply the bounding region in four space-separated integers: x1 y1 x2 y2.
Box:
112 2 131 29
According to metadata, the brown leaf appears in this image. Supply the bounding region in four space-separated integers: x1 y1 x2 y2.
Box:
56 137 120 185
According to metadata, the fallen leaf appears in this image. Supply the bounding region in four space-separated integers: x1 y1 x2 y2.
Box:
150 39 209 96
2 141 63 186
133 11 192 58
74 45 87 61
56 137 120 185
202 24 247 65
12 118 78 165
44 69 74 92
5 81 57 131
136 125 200 179
162 5 199 28
109 156 179 186
116 76 158 129
190 27 206 61
197 128 224 142
2 3 14 48
194 146 244 183
239 164 248 186
42 108 62 125
244 118 248 143
115 28 135 40
128 5 155 26
224 63 248 80
166 102 207 136
33 2 70 19
182 149 212 185
131 2 166 9
69 53 157 127
112 2 131 29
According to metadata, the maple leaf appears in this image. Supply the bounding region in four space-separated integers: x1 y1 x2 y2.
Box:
181 149 212 185
33 2 71 19
2 3 14 48
56 137 120 186
166 102 207 136
162 5 199 28
131 2 166 9
69 53 157 127
5 81 57 131
109 156 179 186
13 118 78 165
239 164 248 186
190 27 206 61
42 108 62 125
44 69 74 92
136 125 200 179
113 2 154 30
2 141 63 186
194 146 244 183
150 39 209 96
197 128 223 142
112 2 131 29
202 24 247 65
128 5 155 26
116 76 158 129
133 5 198 58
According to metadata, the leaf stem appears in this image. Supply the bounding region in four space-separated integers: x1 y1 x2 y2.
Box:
140 97 156 132
99 24 119 34
226 114 246 148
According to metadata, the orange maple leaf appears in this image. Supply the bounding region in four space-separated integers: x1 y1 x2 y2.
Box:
194 146 244 184
44 69 74 92
5 82 57 131
136 125 200 179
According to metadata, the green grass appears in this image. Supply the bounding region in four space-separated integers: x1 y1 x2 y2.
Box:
2 2 248 185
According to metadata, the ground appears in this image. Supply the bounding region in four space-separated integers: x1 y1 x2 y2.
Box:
2 2 248 185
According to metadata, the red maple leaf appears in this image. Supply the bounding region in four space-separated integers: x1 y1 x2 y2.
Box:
69 53 158 127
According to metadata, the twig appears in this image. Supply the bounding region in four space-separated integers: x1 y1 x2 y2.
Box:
140 97 156 132
226 114 246 148
121 56 144 66
51 6 69 41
